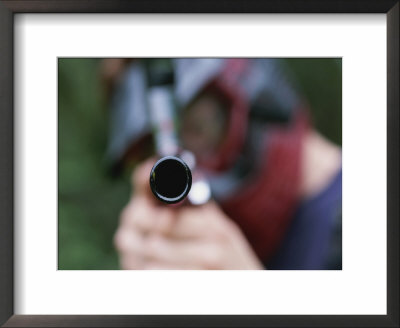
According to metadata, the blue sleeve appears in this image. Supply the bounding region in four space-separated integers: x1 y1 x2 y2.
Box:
266 168 342 270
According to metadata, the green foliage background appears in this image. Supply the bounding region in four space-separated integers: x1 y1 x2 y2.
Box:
58 58 342 270
58 59 130 269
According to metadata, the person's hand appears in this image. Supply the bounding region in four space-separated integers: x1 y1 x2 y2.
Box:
114 159 264 270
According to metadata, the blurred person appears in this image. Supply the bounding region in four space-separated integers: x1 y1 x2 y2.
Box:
104 58 342 270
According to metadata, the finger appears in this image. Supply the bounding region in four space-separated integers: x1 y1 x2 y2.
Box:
114 226 144 256
140 206 201 238
143 260 202 270
114 228 147 270
131 158 157 199
119 197 158 233
142 262 177 270
119 254 145 270
162 205 223 240
152 207 176 234
170 208 206 238
120 197 179 236
144 234 221 268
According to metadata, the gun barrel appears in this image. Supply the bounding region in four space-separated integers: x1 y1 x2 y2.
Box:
149 156 192 204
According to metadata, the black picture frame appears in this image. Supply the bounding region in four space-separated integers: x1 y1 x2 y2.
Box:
0 1 398 327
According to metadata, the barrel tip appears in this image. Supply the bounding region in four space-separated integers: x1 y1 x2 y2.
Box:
149 156 192 204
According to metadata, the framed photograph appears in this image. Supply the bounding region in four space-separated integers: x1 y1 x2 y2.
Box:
0 1 398 327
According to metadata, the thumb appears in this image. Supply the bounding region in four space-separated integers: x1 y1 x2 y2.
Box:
131 158 156 199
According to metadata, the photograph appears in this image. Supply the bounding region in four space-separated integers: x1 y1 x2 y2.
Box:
1 0 397 325
58 58 342 270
